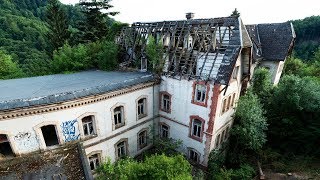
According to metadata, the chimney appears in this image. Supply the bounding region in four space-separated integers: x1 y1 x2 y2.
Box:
186 12 194 20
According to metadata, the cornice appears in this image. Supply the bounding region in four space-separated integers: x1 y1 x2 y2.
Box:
0 81 157 121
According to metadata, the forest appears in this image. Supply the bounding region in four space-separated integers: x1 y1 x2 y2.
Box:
0 0 319 179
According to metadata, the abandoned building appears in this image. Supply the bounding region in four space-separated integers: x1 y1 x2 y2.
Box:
0 14 295 177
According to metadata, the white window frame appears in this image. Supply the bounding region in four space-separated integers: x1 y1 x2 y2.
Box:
137 97 147 119
195 84 206 103
160 124 169 138
116 140 127 159
113 106 125 129
192 119 202 138
162 94 171 112
138 130 148 150
188 149 200 163
88 153 100 171
82 116 96 137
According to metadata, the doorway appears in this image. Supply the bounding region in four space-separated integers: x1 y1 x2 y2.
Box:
41 125 59 147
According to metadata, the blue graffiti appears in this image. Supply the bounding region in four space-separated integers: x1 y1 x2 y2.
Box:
61 119 80 142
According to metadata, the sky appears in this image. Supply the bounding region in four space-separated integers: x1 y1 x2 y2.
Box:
60 0 320 24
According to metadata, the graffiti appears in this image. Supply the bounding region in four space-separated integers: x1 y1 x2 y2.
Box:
14 131 39 152
14 132 31 140
61 119 80 142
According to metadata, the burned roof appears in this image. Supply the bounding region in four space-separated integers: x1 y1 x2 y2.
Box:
0 71 155 111
118 17 246 85
0 143 89 180
246 22 295 61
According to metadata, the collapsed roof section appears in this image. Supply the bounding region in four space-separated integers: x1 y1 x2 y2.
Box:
246 22 296 61
117 17 246 84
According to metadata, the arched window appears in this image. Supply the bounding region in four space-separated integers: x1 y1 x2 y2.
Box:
82 115 96 136
138 129 148 150
160 123 169 138
113 106 125 129
188 148 200 163
40 125 59 147
115 139 128 159
0 134 14 157
137 98 147 119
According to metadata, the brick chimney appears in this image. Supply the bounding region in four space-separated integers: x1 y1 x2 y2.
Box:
186 13 194 20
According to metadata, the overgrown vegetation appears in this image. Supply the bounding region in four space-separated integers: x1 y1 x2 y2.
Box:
97 154 192 180
0 0 124 79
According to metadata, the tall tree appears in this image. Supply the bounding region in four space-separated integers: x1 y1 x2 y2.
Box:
46 0 70 52
78 0 119 43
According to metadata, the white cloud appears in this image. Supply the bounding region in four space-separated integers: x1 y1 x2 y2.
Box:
60 0 320 24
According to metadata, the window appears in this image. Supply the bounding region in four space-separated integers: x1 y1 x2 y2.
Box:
192 119 202 138
195 84 206 103
231 93 236 107
0 134 14 156
215 134 221 148
232 66 239 79
82 116 96 136
116 140 127 159
189 116 205 142
222 99 227 113
221 130 226 144
226 96 231 111
225 126 230 140
188 149 199 163
160 124 169 138
138 130 148 150
192 82 209 107
114 106 125 129
137 98 147 119
160 92 171 113
88 154 100 171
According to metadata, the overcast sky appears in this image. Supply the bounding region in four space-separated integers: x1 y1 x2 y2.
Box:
60 0 320 24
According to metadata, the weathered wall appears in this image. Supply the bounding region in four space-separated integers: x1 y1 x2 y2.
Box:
0 84 159 163
260 60 284 85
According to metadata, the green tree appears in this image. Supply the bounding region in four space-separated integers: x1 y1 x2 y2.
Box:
230 8 240 18
78 0 119 43
51 43 90 73
0 51 23 79
97 154 192 180
146 36 164 74
267 75 320 155
251 68 272 106
46 0 70 52
226 91 268 165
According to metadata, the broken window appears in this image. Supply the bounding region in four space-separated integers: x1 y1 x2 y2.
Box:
88 154 100 171
82 116 96 137
114 106 125 129
160 124 169 138
0 134 14 157
137 98 147 119
195 84 206 103
116 140 127 159
226 96 231 111
188 149 199 163
138 130 148 150
191 119 202 138
41 125 59 147
161 93 171 113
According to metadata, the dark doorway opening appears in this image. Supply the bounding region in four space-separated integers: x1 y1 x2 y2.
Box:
0 134 14 156
41 125 59 147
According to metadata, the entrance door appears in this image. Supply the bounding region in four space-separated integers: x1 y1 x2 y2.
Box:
0 134 14 156
41 125 59 147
